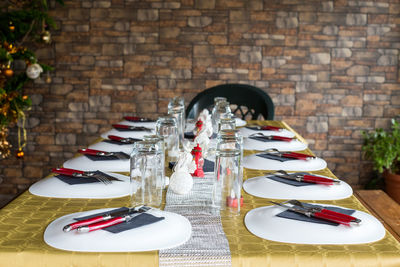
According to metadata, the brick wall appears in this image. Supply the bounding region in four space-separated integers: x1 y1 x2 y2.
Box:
1 0 399 195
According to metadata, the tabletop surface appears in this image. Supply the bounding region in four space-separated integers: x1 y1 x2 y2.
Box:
1 121 400 267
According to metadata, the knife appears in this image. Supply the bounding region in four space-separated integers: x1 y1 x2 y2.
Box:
264 149 315 160
63 206 151 232
107 135 141 144
112 123 152 132
51 167 122 183
249 133 293 142
287 200 359 224
78 148 130 160
76 206 152 233
270 201 361 226
273 170 340 185
123 116 154 122
247 125 283 131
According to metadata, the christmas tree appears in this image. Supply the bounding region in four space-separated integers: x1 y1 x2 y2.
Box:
0 0 63 158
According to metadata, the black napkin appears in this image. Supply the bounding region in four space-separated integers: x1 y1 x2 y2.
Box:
169 158 214 172
276 203 356 226
184 131 195 139
256 153 296 162
55 171 120 185
266 172 313 186
75 207 164 234
114 127 148 132
56 174 99 185
249 136 275 143
124 117 155 122
84 154 120 161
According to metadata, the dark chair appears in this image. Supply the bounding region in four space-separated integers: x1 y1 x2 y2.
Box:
186 84 274 120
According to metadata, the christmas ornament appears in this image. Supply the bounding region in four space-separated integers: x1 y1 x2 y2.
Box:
191 144 204 177
41 30 51 44
26 63 43 79
3 66 13 77
9 21 15 31
169 152 196 195
16 148 24 159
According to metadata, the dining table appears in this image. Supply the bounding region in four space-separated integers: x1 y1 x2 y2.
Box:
1 120 400 267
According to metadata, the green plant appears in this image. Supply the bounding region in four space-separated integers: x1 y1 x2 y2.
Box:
362 119 400 174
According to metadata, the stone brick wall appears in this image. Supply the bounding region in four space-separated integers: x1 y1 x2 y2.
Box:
1 0 399 196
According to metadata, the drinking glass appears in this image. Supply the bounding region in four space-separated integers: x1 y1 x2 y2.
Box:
130 141 163 208
168 100 185 146
212 100 231 134
213 147 242 215
143 135 165 188
156 116 180 162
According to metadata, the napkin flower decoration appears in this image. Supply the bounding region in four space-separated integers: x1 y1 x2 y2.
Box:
193 109 213 138
169 151 196 195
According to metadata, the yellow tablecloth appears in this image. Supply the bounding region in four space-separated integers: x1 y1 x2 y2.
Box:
1 121 400 267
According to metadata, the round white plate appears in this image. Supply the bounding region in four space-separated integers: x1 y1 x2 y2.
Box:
44 208 192 252
243 175 353 200
29 172 130 199
239 127 295 138
63 155 130 172
100 120 155 140
235 118 246 127
243 138 307 151
88 141 135 155
244 205 385 244
243 153 327 172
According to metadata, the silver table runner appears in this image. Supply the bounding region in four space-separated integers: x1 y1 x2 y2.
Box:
159 173 232 267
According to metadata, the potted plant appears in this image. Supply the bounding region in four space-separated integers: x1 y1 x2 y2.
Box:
362 118 400 203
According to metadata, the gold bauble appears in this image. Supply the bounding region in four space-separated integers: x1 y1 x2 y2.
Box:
4 67 13 77
41 31 51 44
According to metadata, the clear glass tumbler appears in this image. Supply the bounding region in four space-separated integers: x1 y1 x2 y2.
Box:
143 135 165 188
168 103 185 146
212 100 231 134
156 116 180 162
213 147 242 215
130 141 163 208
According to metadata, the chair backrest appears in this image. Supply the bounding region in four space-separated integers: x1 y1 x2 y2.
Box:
186 84 274 120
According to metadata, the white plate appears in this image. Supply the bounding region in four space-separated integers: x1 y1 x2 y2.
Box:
29 172 130 199
239 127 295 138
63 155 130 172
243 138 307 151
100 120 155 140
243 175 353 200
88 141 135 155
235 118 246 127
245 205 385 244
44 208 192 252
243 153 327 172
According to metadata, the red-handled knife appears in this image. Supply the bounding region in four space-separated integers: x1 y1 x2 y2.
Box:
270 201 361 226
107 135 141 144
274 170 340 185
124 116 154 122
79 148 130 159
112 124 152 132
261 125 283 131
63 206 151 232
77 216 126 232
250 133 293 142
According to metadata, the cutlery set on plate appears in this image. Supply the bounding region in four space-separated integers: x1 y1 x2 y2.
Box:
270 200 361 226
63 206 152 233
52 168 122 185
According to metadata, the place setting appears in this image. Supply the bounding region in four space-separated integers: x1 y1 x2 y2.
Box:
100 116 156 140
243 170 353 200
29 167 130 199
63 147 131 172
242 132 308 151
44 205 192 252
244 199 385 245
243 148 327 171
